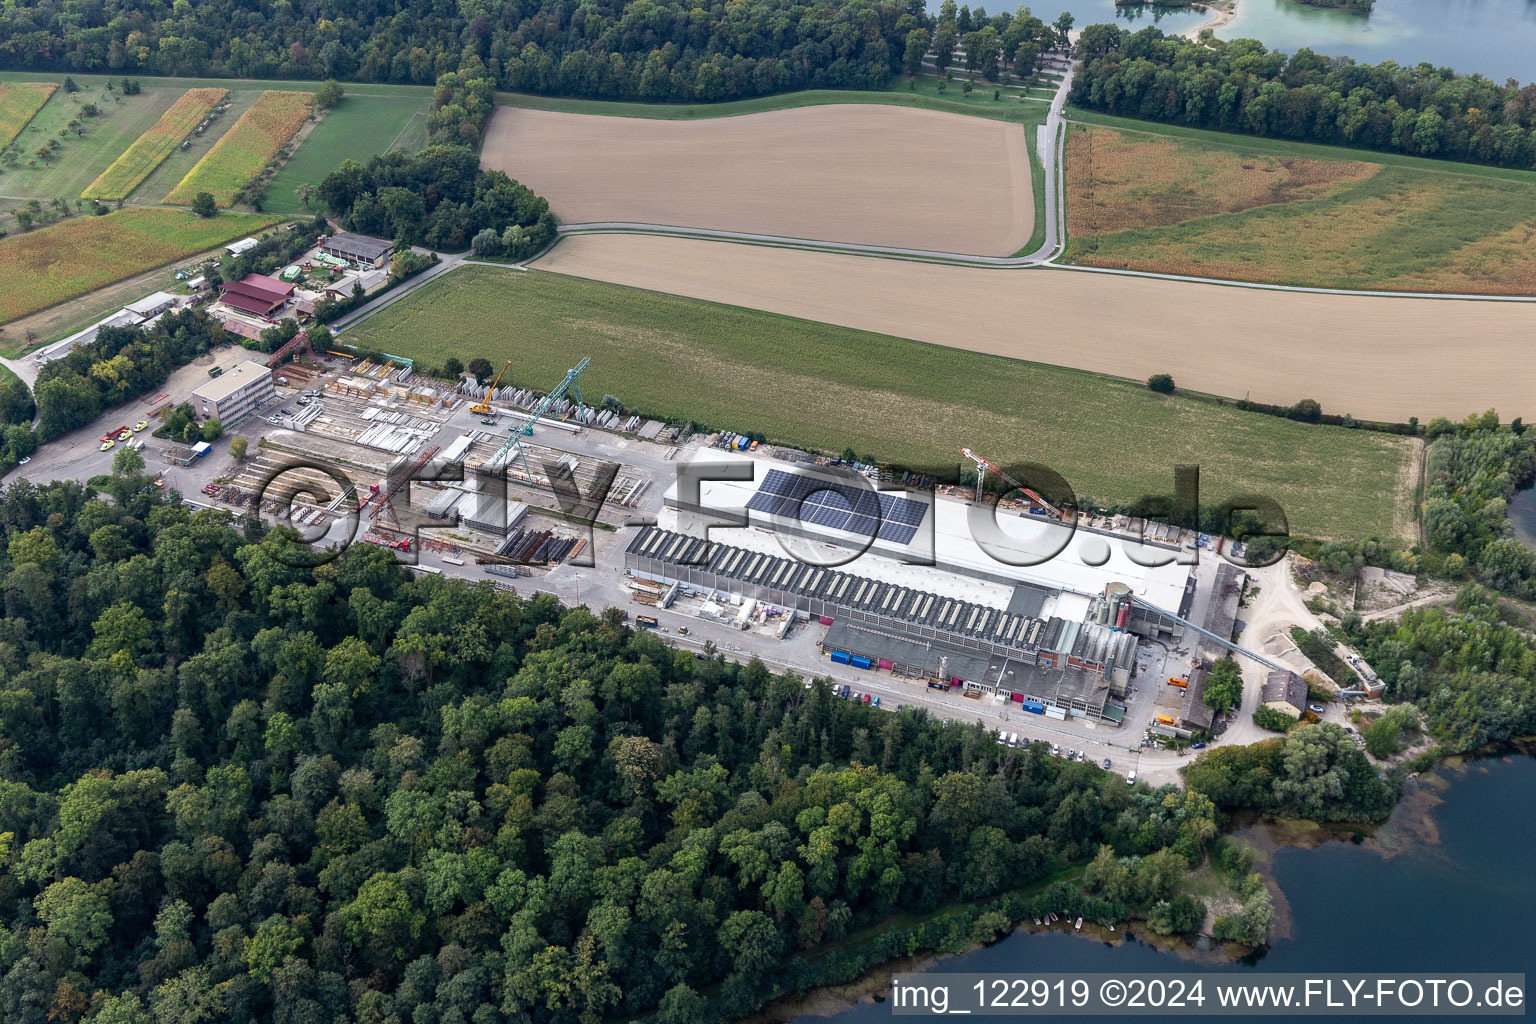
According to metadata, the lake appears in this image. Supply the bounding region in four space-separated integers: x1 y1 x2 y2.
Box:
805 751 1536 1022
927 1 1213 38
1218 0 1536 82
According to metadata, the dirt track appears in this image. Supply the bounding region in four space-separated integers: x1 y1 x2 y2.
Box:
483 105 1033 256
536 233 1536 423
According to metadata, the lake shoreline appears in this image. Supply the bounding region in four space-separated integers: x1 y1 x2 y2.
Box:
759 745 1536 1024
1185 0 1240 39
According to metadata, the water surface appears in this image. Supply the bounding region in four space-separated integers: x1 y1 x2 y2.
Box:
1220 0 1536 82
808 753 1536 1022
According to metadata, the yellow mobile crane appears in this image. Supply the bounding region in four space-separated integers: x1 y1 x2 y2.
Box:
470 360 511 415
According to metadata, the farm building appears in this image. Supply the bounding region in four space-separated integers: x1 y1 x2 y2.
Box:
1263 669 1309 718
224 237 260 257
219 274 294 318
191 359 275 427
320 232 393 268
125 291 181 320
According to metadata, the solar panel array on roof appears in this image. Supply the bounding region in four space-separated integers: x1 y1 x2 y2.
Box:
743 469 929 545
625 526 1064 658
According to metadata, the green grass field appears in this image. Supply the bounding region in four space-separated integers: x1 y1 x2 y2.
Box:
81 87 227 200
494 84 1052 125
164 90 313 205
262 94 428 214
0 207 273 323
345 265 1416 541
1063 111 1536 293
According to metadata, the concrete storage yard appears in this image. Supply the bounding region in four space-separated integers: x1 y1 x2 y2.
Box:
482 104 1034 256
535 232 1536 424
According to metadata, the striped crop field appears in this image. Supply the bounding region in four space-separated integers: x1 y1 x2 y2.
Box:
0 206 274 324
164 90 313 206
0 81 57 147
82 87 227 200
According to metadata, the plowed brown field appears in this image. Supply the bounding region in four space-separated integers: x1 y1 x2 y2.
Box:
482 104 1033 256
535 232 1536 424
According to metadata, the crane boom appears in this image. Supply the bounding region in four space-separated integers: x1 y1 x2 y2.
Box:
470 360 511 415
489 357 591 477
960 446 1064 518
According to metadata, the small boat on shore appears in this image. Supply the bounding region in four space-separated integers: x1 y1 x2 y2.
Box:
1033 916 1042 926
1074 917 1083 930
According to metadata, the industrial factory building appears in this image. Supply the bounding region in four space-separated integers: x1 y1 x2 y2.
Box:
628 452 1205 722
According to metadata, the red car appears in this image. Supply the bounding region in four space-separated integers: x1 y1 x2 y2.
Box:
861 693 871 704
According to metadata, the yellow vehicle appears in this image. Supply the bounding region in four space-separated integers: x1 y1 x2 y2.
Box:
134 420 149 432
101 440 115 452
117 429 132 442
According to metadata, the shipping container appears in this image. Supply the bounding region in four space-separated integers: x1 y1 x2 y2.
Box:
850 655 873 670
1021 700 1045 715
1045 705 1067 720
830 650 852 665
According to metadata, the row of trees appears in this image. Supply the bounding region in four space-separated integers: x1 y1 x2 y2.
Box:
0 466 1240 1024
0 0 929 105
1071 27 1536 169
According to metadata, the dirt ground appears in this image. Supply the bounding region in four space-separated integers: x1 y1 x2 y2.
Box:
482 104 1033 256
534 232 1536 424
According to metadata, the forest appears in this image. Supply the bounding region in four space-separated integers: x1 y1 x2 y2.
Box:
0 467 1273 1024
0 0 926 105
1070 27 1536 169
318 147 557 256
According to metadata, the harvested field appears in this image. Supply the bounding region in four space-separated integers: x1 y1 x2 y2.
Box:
482 104 1033 255
0 207 273 324
82 87 227 200
0 82 55 147
165 90 313 206
1064 122 1536 294
345 264 1416 542
534 232 1536 429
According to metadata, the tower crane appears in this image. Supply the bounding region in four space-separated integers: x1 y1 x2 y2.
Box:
470 360 511 415
960 446 1065 518
489 357 590 482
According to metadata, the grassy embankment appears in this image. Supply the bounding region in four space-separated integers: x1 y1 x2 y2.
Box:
0 206 274 324
1062 110 1536 294
345 265 1415 541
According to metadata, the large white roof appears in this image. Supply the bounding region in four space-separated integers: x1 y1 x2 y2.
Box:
663 450 1194 613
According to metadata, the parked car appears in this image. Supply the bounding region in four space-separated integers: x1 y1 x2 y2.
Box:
1308 703 1326 714
1051 745 1059 757
100 440 114 452
1126 771 1137 786
1076 751 1085 762
1191 740 1207 749
117 430 132 441
861 693 871 704
133 420 149 431
17 456 30 465
1066 748 1075 760
871 695 879 707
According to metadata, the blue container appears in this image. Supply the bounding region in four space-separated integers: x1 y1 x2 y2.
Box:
1021 700 1045 715
850 655 873 670
830 650 851 665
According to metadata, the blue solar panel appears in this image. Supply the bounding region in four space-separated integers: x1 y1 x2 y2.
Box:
753 470 929 540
